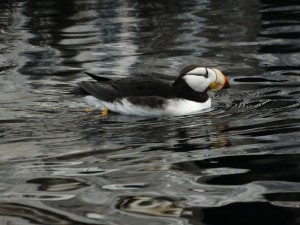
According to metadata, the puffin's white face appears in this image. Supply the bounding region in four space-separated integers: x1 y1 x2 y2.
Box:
182 67 229 92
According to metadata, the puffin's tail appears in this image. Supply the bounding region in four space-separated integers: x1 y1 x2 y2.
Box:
84 72 112 82
78 81 118 102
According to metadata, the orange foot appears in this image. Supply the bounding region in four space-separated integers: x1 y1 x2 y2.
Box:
101 107 109 116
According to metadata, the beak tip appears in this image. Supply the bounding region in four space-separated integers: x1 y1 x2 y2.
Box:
223 76 230 89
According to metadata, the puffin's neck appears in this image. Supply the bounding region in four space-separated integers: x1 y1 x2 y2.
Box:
172 78 209 103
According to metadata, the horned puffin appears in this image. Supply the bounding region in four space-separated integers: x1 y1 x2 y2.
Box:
78 65 229 116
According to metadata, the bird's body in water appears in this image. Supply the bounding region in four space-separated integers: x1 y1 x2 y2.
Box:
78 65 230 116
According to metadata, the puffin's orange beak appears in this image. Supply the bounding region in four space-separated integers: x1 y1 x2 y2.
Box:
210 69 230 90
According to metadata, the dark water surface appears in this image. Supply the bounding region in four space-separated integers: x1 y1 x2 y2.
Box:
1 0 300 224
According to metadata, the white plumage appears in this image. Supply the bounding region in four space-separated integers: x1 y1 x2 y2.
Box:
84 95 211 116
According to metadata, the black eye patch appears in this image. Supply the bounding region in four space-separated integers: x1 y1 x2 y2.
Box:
204 68 208 78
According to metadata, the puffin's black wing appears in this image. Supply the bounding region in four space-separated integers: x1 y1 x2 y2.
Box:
78 73 176 102
111 78 175 98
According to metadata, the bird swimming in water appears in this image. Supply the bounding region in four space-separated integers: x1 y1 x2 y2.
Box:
78 65 230 116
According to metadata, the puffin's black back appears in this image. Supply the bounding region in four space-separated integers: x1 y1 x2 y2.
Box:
78 76 176 102
78 71 209 103
111 78 175 98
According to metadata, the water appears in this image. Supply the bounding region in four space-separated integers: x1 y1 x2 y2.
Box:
0 0 300 224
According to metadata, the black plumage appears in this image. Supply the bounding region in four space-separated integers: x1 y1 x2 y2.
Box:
78 70 210 104
78 71 209 104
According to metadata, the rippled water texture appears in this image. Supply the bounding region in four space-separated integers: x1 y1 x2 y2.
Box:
1 0 300 224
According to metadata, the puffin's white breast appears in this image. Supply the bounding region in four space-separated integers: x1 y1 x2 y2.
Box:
84 96 211 116
164 98 211 116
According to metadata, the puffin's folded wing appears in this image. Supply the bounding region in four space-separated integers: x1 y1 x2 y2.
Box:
111 78 175 98
78 81 119 102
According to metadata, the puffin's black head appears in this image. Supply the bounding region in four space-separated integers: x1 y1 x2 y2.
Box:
174 65 230 92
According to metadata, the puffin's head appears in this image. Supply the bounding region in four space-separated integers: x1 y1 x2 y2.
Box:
176 65 230 92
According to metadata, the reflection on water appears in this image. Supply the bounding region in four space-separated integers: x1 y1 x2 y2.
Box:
0 0 300 225
117 196 188 217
